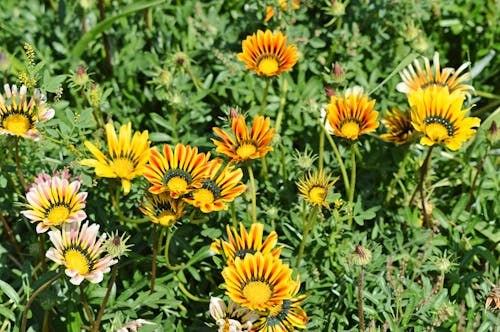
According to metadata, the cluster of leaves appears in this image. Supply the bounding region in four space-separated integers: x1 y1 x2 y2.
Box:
0 0 499 331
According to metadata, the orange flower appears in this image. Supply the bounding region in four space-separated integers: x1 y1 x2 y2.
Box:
380 107 417 145
212 115 275 163
237 30 299 76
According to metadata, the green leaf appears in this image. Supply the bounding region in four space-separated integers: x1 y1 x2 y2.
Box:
368 52 419 95
0 306 15 321
0 280 20 305
77 108 97 129
71 0 170 58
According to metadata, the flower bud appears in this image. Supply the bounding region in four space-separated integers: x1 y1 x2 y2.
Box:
352 243 372 266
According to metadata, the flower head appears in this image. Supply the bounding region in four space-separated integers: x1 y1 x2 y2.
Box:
222 252 294 311
139 193 186 227
380 107 417 145
212 115 275 163
211 223 282 265
296 169 338 208
184 161 246 213
397 52 474 98
80 122 150 195
143 143 214 198
209 297 259 332
21 170 87 233
409 86 480 151
0 84 54 139
237 30 299 77
253 276 308 331
46 221 117 285
323 87 379 140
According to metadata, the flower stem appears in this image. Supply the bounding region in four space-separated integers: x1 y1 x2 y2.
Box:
409 146 434 227
230 201 237 228
318 128 325 172
466 146 490 211
165 227 185 271
247 165 258 224
20 272 63 332
358 267 365 332
174 276 209 303
80 284 95 325
14 138 29 192
39 234 47 273
0 210 24 261
150 224 157 294
348 144 357 226
92 264 117 332
323 126 350 194
259 78 271 116
274 78 288 134
110 186 149 224
295 205 319 268
384 150 410 205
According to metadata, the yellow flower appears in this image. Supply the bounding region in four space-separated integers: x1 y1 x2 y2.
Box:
409 86 480 151
0 84 54 139
212 115 275 163
222 252 293 311
237 29 299 77
143 143 214 198
80 122 150 195
380 107 417 145
397 52 473 98
139 193 186 227
183 161 246 213
323 86 379 140
296 169 338 208
211 223 282 264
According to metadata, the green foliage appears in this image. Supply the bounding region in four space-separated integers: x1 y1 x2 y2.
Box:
0 0 499 331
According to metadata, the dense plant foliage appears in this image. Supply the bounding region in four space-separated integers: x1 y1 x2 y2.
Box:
0 0 499 331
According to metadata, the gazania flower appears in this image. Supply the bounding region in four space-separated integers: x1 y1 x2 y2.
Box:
409 85 480 151
184 161 246 213
212 115 275 163
139 193 186 227
0 84 54 139
253 276 308 331
143 143 213 198
211 223 282 264
222 252 293 311
380 107 417 144
46 221 117 285
397 52 474 97
296 169 338 208
80 122 150 195
323 86 379 140
209 297 259 332
21 170 87 233
237 29 299 77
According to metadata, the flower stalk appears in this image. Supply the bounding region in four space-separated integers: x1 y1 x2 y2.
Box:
247 165 258 224
295 205 319 268
92 264 117 332
409 146 434 227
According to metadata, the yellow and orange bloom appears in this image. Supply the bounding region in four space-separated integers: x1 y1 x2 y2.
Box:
237 29 299 77
380 107 417 145
21 170 87 233
253 276 308 331
143 143 213 198
296 169 338 208
212 115 275 163
80 122 150 195
222 252 293 311
409 86 480 151
46 221 117 285
211 222 282 264
0 84 54 139
397 52 474 98
184 161 246 213
139 193 186 227
322 87 379 140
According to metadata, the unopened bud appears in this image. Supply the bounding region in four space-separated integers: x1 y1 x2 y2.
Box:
352 243 372 266
325 86 335 99
105 231 132 259
487 121 499 144
331 0 347 16
73 65 89 86
331 61 345 84
229 108 239 119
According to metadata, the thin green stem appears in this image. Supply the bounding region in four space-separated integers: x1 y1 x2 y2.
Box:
358 267 365 332
259 78 271 116
274 78 288 134
318 128 325 172
348 144 357 226
21 272 63 332
165 227 185 271
150 224 157 294
80 284 95 325
92 264 117 332
295 205 319 268
247 165 258 224
384 150 410 205
174 276 209 303
110 186 149 224
323 126 350 194
466 145 490 211
230 201 237 228
14 138 29 192
409 146 434 227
